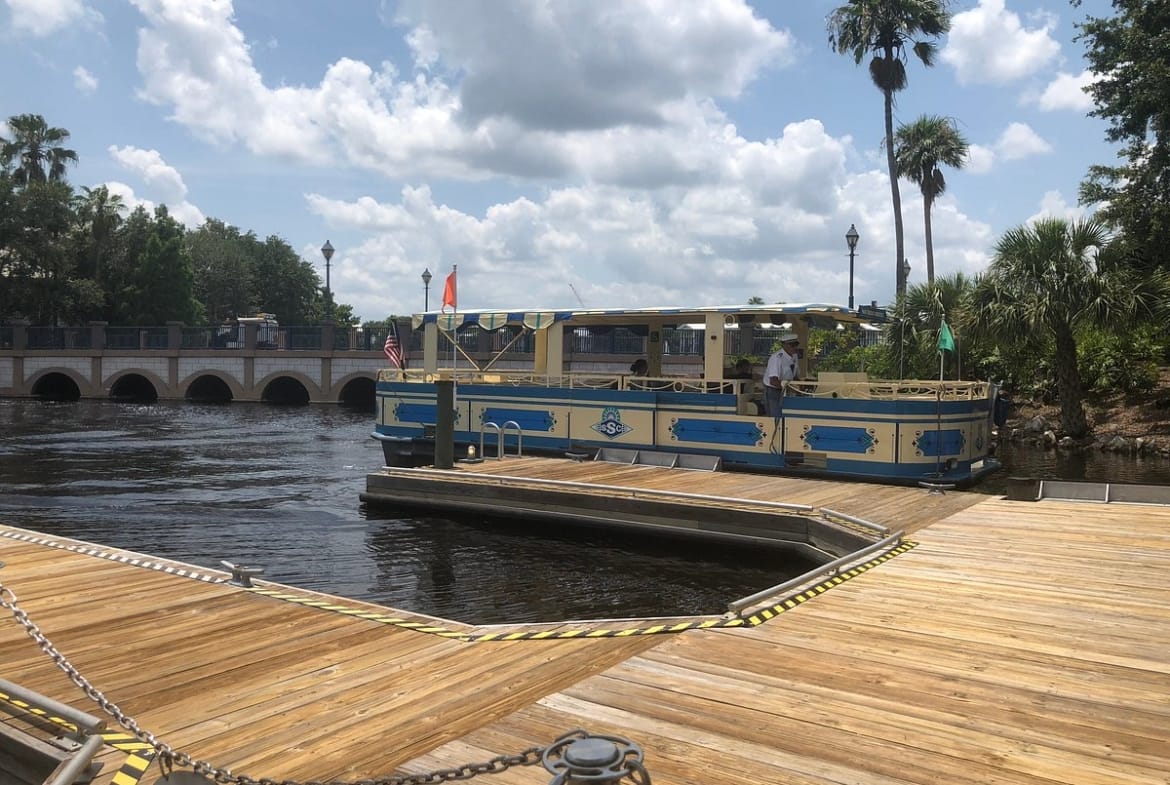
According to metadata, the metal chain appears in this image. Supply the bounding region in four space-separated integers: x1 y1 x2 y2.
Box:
0 577 545 785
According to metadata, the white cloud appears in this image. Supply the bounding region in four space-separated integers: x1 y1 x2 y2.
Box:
995 122 1053 161
107 145 205 228
109 145 188 203
940 123 1051 176
964 144 996 175
5 0 101 36
73 65 98 94
942 0 1060 85
301 146 991 322
128 0 795 186
393 0 793 131
1036 69 1096 112
1026 190 1088 225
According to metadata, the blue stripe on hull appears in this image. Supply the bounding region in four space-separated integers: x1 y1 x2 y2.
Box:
800 425 878 454
481 407 556 432
669 418 766 447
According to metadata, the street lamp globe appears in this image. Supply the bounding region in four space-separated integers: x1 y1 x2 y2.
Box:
844 224 859 310
320 241 335 320
421 268 433 311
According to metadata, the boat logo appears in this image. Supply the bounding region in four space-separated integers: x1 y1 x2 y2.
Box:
592 407 633 439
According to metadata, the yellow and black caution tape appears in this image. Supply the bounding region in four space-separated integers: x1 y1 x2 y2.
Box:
0 690 157 784
1 527 917 642
245 587 472 638
742 539 918 626
104 732 157 785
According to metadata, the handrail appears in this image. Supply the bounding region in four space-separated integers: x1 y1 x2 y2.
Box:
727 531 904 614
480 422 502 460
45 734 105 785
0 678 105 732
480 420 523 460
382 370 992 400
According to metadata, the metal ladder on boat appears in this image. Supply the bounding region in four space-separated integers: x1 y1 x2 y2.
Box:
480 420 523 460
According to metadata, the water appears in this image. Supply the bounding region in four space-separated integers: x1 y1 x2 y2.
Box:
0 399 814 624
980 439 1170 493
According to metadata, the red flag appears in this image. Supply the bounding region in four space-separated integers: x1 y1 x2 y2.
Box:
383 325 403 369
441 269 457 311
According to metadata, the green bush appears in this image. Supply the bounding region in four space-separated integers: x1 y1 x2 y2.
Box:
1077 325 1164 394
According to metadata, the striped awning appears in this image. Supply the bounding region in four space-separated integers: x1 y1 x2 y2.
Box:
413 310 573 331
410 303 865 331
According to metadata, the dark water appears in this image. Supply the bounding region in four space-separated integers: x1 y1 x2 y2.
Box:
980 439 1170 493
0 399 817 624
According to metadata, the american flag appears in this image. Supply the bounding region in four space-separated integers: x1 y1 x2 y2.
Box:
383 326 403 369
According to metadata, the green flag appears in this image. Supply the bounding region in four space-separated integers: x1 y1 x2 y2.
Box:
938 320 955 353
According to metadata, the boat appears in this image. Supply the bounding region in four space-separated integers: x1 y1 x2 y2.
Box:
372 303 1003 487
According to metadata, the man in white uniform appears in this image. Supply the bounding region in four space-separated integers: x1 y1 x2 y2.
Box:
764 333 800 417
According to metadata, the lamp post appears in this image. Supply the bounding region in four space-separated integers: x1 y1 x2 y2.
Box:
421 267 432 311
902 258 911 287
320 240 334 320
845 224 859 310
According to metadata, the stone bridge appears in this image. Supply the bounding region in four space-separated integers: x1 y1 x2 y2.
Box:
0 322 407 407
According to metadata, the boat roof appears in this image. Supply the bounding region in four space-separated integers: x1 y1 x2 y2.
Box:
413 303 883 329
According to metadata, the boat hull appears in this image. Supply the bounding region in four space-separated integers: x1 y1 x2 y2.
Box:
373 381 999 487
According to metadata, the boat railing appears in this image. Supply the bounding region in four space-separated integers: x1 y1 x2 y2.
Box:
378 368 990 401
787 379 990 401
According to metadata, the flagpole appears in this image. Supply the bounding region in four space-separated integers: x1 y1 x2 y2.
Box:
936 347 944 478
449 265 458 403
934 314 952 478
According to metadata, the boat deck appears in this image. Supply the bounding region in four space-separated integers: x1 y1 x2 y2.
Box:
2 475 1168 784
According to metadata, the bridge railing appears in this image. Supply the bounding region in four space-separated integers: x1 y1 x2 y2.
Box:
26 327 93 350
106 327 169 350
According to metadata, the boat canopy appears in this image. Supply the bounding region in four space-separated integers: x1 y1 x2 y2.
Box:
412 303 870 331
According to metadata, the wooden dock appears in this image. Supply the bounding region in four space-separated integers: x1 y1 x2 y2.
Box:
363 456 991 539
2 466 1168 784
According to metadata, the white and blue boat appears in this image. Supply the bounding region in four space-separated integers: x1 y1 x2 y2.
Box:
372 304 1003 487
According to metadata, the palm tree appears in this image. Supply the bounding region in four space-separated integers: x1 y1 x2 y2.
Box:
828 0 952 298
887 272 974 379
971 217 1170 437
0 114 78 186
73 185 125 287
894 115 968 284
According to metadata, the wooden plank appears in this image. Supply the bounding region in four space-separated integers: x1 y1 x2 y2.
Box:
5 489 1170 785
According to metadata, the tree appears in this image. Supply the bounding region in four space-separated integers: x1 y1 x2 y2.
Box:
0 114 78 186
1 181 77 323
125 206 201 325
828 0 952 297
186 219 256 322
881 272 975 380
1073 0 1170 273
72 185 124 291
250 236 325 324
747 296 765 305
971 217 1169 437
893 115 968 284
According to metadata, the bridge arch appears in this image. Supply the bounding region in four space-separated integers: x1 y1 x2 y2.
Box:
179 371 245 403
331 371 378 410
255 370 321 405
26 368 90 400
105 369 167 403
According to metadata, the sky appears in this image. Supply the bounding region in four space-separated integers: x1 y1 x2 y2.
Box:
0 0 1118 323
